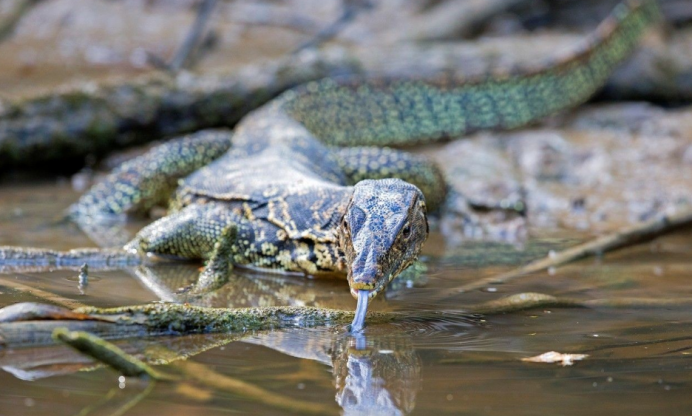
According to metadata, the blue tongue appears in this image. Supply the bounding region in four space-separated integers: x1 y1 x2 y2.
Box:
350 290 370 333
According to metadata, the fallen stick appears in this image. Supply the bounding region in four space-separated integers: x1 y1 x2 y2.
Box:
52 327 175 380
8 288 692 343
75 302 396 333
468 292 692 314
0 49 360 170
442 209 692 298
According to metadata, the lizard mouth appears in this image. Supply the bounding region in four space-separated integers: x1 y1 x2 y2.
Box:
349 277 388 300
348 276 390 333
350 290 370 333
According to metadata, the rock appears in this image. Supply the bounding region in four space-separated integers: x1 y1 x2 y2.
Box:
429 103 692 238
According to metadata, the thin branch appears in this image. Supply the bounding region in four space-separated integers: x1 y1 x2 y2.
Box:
292 0 374 54
169 0 218 72
468 292 692 315
441 209 692 298
147 0 218 73
78 388 118 416
0 0 43 44
53 328 177 380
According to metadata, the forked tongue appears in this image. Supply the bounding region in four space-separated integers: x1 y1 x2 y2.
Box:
350 290 370 333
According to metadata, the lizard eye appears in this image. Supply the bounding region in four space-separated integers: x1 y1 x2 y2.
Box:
402 224 411 239
346 206 366 235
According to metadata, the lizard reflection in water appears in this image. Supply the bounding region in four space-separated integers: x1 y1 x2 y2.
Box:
0 1 661 330
0 257 482 414
0 304 450 415
0 327 422 414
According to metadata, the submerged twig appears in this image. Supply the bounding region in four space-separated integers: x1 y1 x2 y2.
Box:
2 290 692 351
109 381 156 417
23 289 692 337
52 328 176 380
442 209 692 298
78 381 157 417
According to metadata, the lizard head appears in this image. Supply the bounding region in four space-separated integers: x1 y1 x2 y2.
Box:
339 179 429 329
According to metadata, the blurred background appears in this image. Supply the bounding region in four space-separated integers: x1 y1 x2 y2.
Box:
2 0 692 235
1 0 691 99
2 2 692 415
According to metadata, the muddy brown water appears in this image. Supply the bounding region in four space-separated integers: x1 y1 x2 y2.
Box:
1 180 692 415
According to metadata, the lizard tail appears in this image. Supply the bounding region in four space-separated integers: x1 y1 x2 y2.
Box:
280 0 661 147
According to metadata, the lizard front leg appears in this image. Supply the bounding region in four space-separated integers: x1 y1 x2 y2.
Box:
71 129 232 219
129 203 243 293
194 225 238 294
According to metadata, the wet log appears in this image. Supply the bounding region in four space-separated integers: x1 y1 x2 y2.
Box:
0 49 361 171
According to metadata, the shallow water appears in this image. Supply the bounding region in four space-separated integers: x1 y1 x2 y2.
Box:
1 180 692 415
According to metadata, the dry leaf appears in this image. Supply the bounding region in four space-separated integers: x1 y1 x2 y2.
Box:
522 351 588 366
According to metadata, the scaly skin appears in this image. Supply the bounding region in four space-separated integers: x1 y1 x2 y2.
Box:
0 1 660 317
282 0 659 146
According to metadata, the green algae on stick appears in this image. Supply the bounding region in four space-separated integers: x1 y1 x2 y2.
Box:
75 303 397 333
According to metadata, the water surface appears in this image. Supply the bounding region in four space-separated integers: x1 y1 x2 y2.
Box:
1 180 692 415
